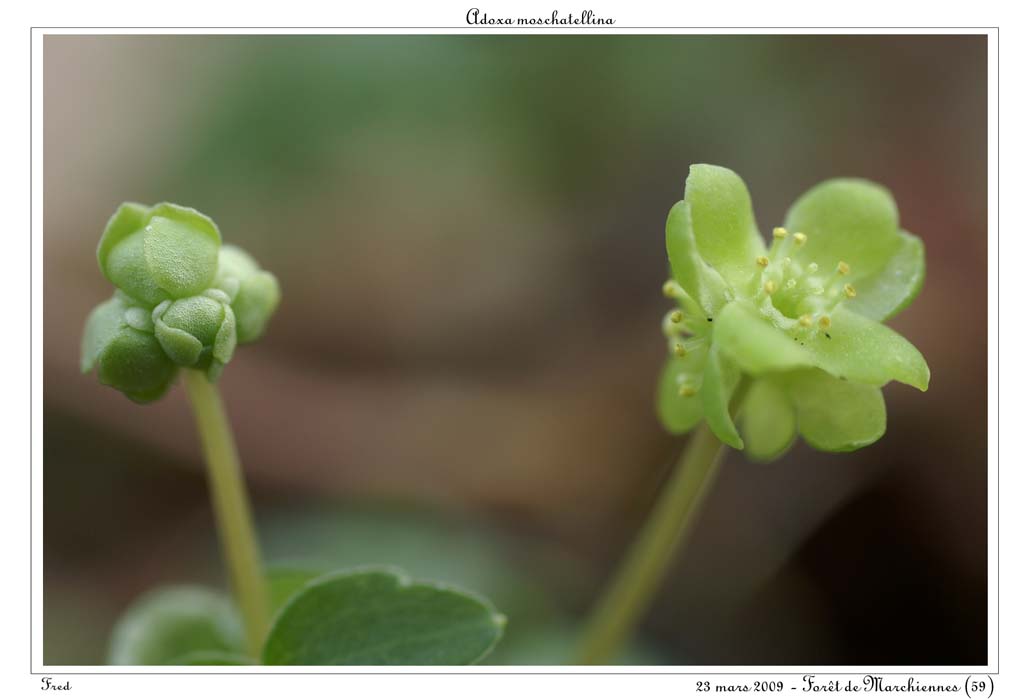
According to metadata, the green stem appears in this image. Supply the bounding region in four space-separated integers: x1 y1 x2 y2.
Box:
574 381 751 665
183 370 270 659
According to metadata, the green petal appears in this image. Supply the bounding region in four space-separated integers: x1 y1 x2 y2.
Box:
712 300 814 374
713 300 928 392
154 296 229 368
213 305 237 364
143 210 220 299
656 354 705 434
844 230 925 321
81 295 131 373
785 369 886 452
740 379 796 461
97 202 149 282
684 164 766 290
103 226 170 306
783 179 903 279
214 245 281 343
154 317 204 366
665 201 729 316
234 271 281 343
804 307 930 391
214 245 259 292
701 344 742 449
96 326 178 403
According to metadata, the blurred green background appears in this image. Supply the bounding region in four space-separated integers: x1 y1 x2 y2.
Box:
44 34 986 665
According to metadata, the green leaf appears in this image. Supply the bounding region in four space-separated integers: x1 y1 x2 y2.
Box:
665 201 729 316
785 369 886 451
266 565 324 614
683 164 766 290
712 300 814 375
804 307 930 391
107 586 245 665
95 325 179 403
740 379 796 461
844 230 925 321
656 352 706 434
262 567 506 666
700 344 742 449
143 212 220 299
783 178 903 281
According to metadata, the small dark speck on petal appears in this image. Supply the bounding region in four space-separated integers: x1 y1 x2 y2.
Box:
825 333 831 339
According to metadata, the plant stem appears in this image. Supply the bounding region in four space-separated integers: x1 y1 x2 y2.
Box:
574 382 750 665
183 370 270 659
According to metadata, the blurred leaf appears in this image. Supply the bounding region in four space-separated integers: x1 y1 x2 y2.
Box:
262 567 505 665
170 650 253 665
266 565 323 613
107 586 244 665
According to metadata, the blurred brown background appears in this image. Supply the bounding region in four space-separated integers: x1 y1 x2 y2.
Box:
44 34 987 665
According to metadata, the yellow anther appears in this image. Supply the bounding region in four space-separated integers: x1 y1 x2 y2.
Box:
674 343 687 358
773 227 788 239
837 261 851 275
843 283 857 298
662 281 679 298
670 310 684 323
763 280 778 295
798 314 813 328
792 232 807 246
818 315 832 330
678 384 697 398
756 255 770 267
807 262 819 273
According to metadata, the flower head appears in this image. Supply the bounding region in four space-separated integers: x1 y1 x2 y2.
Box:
658 165 929 458
82 203 280 402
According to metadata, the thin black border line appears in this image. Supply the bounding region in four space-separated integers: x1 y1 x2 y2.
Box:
30 26 1000 677
31 26 998 30
29 24 33 680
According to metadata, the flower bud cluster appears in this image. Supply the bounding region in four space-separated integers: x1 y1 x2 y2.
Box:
81 203 280 402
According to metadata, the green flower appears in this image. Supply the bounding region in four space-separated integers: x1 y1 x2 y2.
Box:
82 203 280 402
657 165 929 459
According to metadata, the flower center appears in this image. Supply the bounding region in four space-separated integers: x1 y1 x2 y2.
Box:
749 227 858 330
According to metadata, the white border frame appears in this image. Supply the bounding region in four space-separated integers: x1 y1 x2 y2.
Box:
28 26 999 681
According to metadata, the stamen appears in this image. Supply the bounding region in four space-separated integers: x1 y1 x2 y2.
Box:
792 232 807 246
807 262 819 274
773 227 788 239
756 255 770 268
670 310 684 323
843 283 857 298
674 343 687 358
798 314 813 328
837 261 850 275
818 315 832 330
785 278 797 290
662 280 683 298
763 280 778 295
